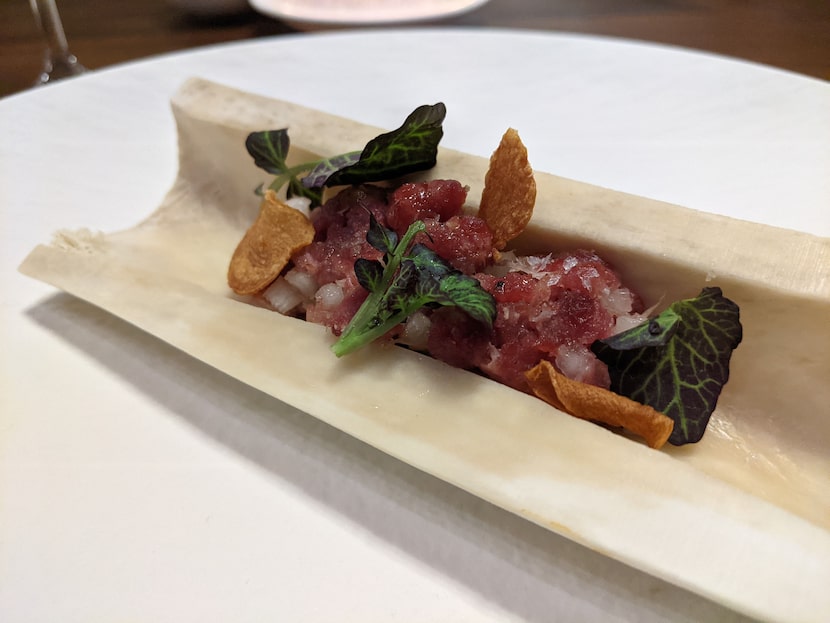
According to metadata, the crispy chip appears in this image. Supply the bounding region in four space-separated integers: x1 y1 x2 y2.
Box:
227 190 315 295
478 128 536 250
525 360 674 449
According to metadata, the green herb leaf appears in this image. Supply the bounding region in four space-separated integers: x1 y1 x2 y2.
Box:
366 213 399 254
302 152 362 189
408 243 454 279
407 244 495 328
592 287 742 445
437 273 497 328
245 104 445 208
354 258 384 293
332 219 495 357
324 103 446 187
245 129 323 204
245 130 290 175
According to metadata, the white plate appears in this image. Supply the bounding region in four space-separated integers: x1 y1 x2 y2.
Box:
2 29 828 623
248 0 491 26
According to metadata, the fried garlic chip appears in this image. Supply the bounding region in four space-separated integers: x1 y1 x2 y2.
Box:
525 360 674 449
228 190 315 295
478 128 536 250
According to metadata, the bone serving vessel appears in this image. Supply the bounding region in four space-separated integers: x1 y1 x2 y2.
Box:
19 78 830 622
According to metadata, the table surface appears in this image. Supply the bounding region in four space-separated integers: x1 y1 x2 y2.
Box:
2 0 829 98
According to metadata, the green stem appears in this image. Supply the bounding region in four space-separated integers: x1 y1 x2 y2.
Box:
267 160 323 192
331 309 411 357
331 220 427 357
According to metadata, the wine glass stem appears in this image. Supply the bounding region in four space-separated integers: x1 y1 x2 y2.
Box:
30 0 70 61
30 0 85 83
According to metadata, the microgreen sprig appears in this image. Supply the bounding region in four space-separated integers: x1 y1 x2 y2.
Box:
245 103 446 207
332 216 496 357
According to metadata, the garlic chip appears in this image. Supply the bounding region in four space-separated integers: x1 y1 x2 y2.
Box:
478 128 536 249
228 190 315 295
525 360 674 449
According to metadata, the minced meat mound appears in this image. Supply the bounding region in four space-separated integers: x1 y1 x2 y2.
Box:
277 180 647 393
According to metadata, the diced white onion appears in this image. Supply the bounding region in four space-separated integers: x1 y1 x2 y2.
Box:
579 266 600 291
263 277 304 314
484 252 559 279
284 267 318 299
599 287 635 316
530 308 554 324
555 343 595 384
315 282 344 309
607 294 663 336
611 314 649 335
397 311 432 351
562 255 578 272
284 196 312 218
512 254 552 278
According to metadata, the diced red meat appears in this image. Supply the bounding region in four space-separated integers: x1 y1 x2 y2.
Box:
428 250 640 392
479 330 551 391
539 250 624 295
478 272 550 306
387 179 467 233
426 307 492 370
418 215 494 274
293 185 388 286
283 182 644 396
310 184 389 240
539 290 613 347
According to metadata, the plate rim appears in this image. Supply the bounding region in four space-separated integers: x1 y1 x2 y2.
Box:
247 0 493 25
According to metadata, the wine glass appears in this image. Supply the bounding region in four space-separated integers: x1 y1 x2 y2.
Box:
29 0 86 85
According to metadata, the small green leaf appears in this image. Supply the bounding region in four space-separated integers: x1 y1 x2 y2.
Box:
404 245 495 327
245 130 290 175
355 259 384 293
332 219 495 357
408 243 453 280
437 273 496 328
592 287 742 445
366 213 399 254
325 103 446 187
387 259 421 305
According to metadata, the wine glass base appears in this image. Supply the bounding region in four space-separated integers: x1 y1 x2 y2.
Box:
35 53 87 85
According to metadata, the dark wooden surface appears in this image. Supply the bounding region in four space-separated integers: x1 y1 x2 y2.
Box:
2 0 829 98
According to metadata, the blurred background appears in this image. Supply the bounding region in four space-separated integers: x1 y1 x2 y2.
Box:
1 0 829 98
